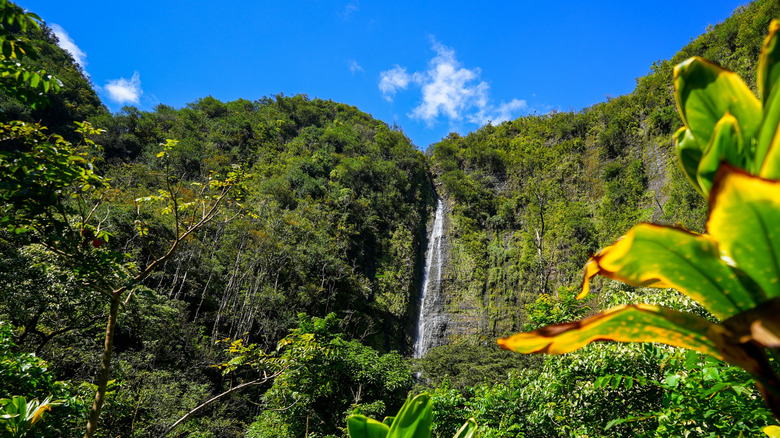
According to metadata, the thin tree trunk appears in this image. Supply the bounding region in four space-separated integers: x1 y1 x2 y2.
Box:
83 295 119 438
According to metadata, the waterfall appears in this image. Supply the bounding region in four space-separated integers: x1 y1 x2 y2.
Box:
413 197 445 359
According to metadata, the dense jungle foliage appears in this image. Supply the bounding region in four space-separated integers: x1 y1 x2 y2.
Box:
427 0 780 341
2 0 780 436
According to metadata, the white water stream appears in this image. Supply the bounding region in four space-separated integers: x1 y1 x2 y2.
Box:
413 198 445 359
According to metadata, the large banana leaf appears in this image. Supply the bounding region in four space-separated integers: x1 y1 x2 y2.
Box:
386 393 433 438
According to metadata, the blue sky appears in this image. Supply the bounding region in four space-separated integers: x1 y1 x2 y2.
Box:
22 1 747 149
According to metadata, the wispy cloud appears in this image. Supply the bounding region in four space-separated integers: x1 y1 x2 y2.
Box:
105 72 143 104
50 24 87 72
470 98 528 125
340 1 359 20
379 40 526 126
348 59 364 74
379 65 415 101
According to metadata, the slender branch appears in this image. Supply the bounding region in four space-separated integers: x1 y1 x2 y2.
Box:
159 368 284 438
33 313 106 355
83 196 103 227
122 185 233 306
96 204 110 235
166 161 181 239
134 199 158 260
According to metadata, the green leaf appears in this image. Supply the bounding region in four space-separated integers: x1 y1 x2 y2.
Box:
605 418 630 430
664 374 681 388
674 57 761 151
579 223 757 320
696 113 745 196
2 40 11 59
347 414 390 438
497 304 723 359
758 19 780 104
755 74 780 175
386 393 433 438
28 72 39 89
708 167 780 302
675 127 705 197
452 418 477 438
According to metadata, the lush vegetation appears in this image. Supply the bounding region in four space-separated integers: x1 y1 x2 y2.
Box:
2 0 780 437
427 0 780 342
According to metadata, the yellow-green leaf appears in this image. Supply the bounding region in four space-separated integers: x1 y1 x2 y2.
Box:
497 304 723 359
674 57 761 151
708 167 780 302
764 424 780 437
579 223 757 319
758 19 780 105
758 123 780 179
755 69 780 174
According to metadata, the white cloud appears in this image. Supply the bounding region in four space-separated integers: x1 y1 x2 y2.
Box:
379 65 414 101
348 59 364 74
470 98 528 125
50 24 87 71
105 72 143 105
379 40 526 126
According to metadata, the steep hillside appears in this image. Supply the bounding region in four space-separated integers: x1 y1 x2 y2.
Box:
426 0 780 345
0 23 105 139
92 95 433 351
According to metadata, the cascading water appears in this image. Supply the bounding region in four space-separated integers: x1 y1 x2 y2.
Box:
413 197 445 359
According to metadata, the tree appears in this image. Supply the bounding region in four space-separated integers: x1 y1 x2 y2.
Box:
0 121 245 437
0 0 60 109
248 313 414 438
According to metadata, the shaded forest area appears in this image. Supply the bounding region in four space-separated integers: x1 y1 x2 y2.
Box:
2 0 780 436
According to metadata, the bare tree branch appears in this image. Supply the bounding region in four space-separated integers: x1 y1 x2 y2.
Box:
159 367 285 438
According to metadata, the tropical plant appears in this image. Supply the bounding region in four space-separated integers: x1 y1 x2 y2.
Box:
603 349 776 436
0 0 61 108
0 395 61 438
346 393 477 438
248 313 414 438
499 19 780 421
